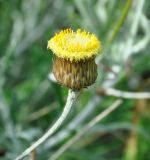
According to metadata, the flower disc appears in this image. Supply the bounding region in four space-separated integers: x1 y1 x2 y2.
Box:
47 28 101 61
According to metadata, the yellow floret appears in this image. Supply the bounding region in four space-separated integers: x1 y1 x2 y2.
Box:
47 28 102 61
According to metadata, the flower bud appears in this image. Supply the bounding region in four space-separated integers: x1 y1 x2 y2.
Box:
47 28 102 90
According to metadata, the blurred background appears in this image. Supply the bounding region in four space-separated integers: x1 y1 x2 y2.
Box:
0 0 150 159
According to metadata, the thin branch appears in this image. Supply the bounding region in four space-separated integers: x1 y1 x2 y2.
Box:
48 73 57 83
15 89 79 160
96 88 150 99
30 150 36 160
27 104 57 122
106 0 133 46
96 0 133 64
43 96 101 150
49 99 122 160
131 36 150 54
123 0 145 60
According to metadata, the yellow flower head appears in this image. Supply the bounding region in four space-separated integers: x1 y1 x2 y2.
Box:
47 28 102 61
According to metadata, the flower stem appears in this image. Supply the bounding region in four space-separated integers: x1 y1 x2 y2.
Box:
15 89 79 160
49 99 122 160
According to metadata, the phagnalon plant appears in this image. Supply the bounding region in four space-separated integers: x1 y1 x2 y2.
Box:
16 28 102 160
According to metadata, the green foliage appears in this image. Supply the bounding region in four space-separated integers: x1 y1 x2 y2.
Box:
0 0 150 160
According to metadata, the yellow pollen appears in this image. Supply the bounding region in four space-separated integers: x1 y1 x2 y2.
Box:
47 28 102 61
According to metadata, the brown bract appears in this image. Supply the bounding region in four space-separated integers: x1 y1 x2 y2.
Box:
53 56 97 90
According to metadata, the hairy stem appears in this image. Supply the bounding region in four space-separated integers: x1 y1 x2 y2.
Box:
15 89 79 160
49 99 122 160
